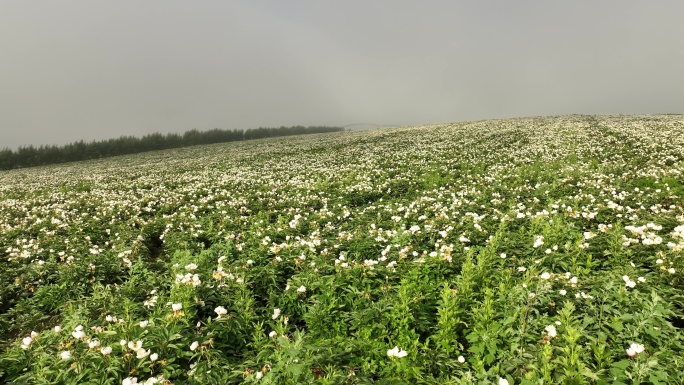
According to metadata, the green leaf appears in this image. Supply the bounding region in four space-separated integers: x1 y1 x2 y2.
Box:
611 359 631 370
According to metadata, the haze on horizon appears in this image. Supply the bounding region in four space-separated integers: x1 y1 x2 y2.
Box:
1 1 683 150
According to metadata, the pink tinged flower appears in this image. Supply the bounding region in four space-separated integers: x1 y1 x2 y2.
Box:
626 343 645 357
122 377 138 385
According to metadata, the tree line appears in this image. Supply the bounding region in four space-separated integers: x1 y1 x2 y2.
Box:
0 126 344 170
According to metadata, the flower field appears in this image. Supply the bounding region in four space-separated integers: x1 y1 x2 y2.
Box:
1 115 683 384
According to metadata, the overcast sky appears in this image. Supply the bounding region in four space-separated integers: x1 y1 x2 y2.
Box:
1 1 683 149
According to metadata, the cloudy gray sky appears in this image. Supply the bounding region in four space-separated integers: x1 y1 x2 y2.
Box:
1 1 683 149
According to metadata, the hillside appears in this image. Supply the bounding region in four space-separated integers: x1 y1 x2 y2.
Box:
1 115 683 384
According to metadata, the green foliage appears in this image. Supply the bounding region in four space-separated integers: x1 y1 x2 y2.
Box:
1 115 684 383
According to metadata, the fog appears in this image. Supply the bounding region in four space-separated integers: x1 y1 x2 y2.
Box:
2 1 683 149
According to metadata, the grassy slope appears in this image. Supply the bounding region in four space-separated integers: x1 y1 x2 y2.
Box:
0 115 683 384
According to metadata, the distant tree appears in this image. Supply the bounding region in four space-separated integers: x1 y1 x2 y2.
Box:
0 125 344 170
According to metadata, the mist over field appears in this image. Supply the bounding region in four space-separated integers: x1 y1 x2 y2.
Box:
2 1 684 149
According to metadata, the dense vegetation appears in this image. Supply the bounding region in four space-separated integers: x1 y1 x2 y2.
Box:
0 115 683 384
0 126 344 170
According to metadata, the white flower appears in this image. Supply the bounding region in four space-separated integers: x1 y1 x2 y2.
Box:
190 341 199 351
637 277 646 283
128 340 143 351
533 235 544 248
272 308 281 320
387 346 408 358
457 355 465 363
517 266 527 272
499 378 509 385
656 259 663 264
185 263 198 271
269 331 277 338
88 339 101 349
150 353 159 361
256 371 263 380
540 272 551 280
54 325 62 333
297 285 307 294
172 303 183 311
31 331 38 338
143 378 159 385
559 289 567 296
101 346 112 355
122 377 138 385
136 348 151 359
139 320 149 328
500 253 506 259
60 350 72 360
668 268 676 274
120 339 127 346
21 336 33 349
626 343 645 357
214 306 228 317
545 325 557 338
72 330 86 339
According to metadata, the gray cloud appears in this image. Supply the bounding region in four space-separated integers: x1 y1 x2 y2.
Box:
1 1 683 149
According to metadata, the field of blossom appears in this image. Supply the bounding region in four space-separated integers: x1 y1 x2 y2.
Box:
1 115 683 384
